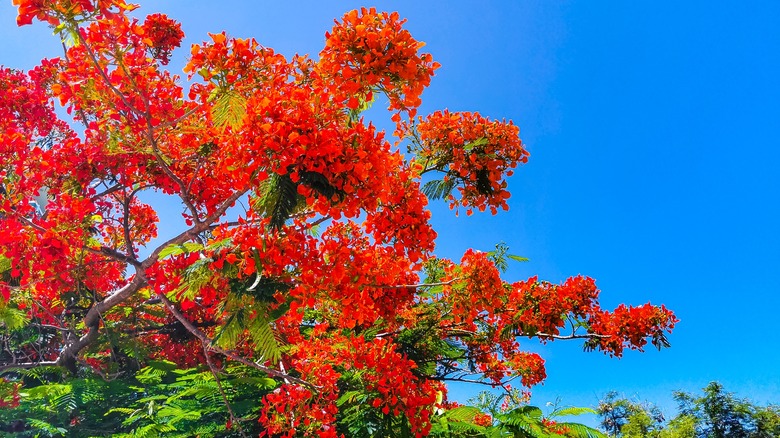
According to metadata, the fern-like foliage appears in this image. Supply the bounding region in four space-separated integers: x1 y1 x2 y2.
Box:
422 178 456 201
0 305 29 330
254 173 302 230
425 397 605 438
211 90 247 131
211 289 285 364
253 170 344 230
0 255 11 274
0 362 276 437
299 170 345 202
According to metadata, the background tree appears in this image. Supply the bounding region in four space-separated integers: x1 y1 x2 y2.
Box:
597 391 665 437
1 0 676 436
596 382 780 438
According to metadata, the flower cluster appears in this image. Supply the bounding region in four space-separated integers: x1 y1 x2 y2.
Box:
416 110 528 214
588 303 678 357
12 0 137 26
443 249 505 323
541 418 571 436
260 384 325 437
473 413 493 427
185 34 437 254
140 13 183 65
506 352 546 387
318 7 439 116
353 338 440 435
434 250 677 389
260 335 440 437
508 275 600 338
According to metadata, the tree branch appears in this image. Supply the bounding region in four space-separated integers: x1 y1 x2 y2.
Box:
55 274 146 372
373 278 462 289
156 292 316 389
528 332 611 341
75 29 143 116
90 183 124 200
426 375 503 387
83 246 141 267
121 191 136 258
0 361 59 374
202 342 249 438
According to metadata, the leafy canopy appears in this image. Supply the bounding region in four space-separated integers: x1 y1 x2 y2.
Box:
597 382 780 438
1 0 676 436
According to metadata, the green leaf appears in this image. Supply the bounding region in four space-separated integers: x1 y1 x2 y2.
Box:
106 407 138 416
0 255 11 274
422 178 457 201
232 376 277 388
556 423 607 438
175 257 214 301
507 254 530 263
212 311 243 349
26 418 66 436
0 305 30 330
248 315 282 364
552 406 597 417
443 406 483 422
463 137 489 152
254 173 304 230
53 23 67 35
136 364 170 385
211 90 247 130
145 360 179 372
158 242 204 259
336 390 365 407
510 405 544 420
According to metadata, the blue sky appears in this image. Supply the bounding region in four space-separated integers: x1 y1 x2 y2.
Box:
2 0 779 419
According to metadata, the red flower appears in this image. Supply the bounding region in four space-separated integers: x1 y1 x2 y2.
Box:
140 13 184 65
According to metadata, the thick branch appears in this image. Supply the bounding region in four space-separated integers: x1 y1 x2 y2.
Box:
142 189 249 268
55 274 146 372
0 361 58 374
29 168 247 370
156 293 315 389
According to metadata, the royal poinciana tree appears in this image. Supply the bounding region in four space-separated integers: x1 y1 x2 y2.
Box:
0 1 677 436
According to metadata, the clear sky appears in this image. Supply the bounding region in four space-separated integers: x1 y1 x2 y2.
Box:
2 0 779 420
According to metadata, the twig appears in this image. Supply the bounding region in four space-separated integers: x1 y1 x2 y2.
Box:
202 342 249 438
90 183 124 200
83 246 141 268
0 361 58 374
121 191 136 258
155 103 201 129
427 375 503 388
372 278 462 289
529 332 611 340
76 357 121 381
76 30 143 116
